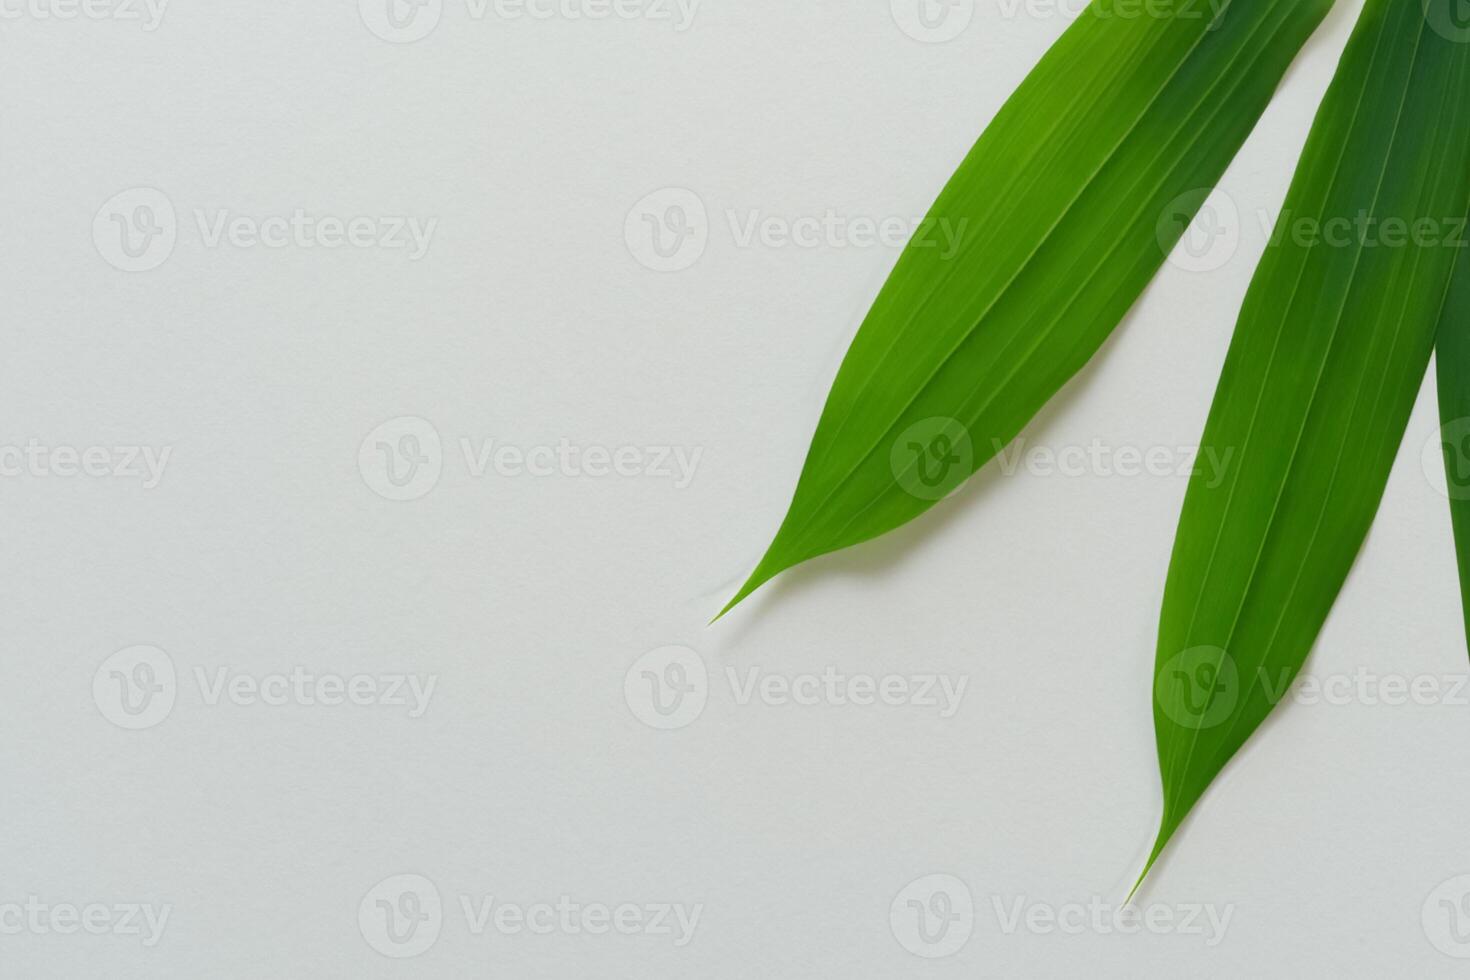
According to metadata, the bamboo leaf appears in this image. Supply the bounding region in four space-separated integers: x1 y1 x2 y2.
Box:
1434 244 1470 652
720 0 1334 617
1146 0 1470 887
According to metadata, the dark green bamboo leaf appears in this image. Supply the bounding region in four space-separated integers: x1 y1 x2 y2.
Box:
1434 244 1470 652
719 0 1334 617
1146 0 1470 887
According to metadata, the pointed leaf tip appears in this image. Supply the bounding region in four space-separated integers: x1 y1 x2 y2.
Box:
710 551 790 623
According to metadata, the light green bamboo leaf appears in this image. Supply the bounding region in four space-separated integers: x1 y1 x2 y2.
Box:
1146 0 1470 887
719 0 1334 617
1434 245 1470 652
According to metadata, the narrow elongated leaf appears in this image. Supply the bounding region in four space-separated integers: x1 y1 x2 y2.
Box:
1434 245 1470 651
1146 0 1470 885
720 0 1334 616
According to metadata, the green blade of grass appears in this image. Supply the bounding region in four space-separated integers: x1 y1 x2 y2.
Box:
1144 0 1470 889
720 0 1334 618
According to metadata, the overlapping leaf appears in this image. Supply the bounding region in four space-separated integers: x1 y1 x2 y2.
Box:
720 0 1334 617
1146 0 1470 885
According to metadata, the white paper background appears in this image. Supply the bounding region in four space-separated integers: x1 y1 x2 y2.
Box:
4 0 1469 976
